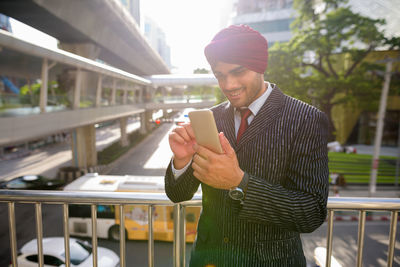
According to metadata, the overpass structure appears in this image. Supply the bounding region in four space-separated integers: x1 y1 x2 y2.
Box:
0 0 169 75
0 29 218 170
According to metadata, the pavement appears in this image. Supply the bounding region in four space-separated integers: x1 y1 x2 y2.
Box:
352 144 398 157
329 185 400 198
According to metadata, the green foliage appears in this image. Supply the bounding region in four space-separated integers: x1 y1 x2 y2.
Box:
19 81 70 106
328 152 397 184
267 0 399 141
193 68 209 74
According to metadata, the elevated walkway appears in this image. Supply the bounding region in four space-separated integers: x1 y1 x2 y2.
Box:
0 0 169 75
0 30 217 147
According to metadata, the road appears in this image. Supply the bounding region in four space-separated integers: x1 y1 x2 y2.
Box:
0 118 141 181
0 122 399 266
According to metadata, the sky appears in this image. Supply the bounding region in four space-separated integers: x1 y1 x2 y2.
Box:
9 0 235 74
141 0 234 73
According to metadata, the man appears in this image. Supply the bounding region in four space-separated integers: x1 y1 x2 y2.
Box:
165 24 329 266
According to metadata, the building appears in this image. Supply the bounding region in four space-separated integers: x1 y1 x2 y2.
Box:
142 16 172 70
117 0 171 70
118 0 141 26
232 0 295 45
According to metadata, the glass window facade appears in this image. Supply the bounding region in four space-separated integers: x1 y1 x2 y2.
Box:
246 18 294 33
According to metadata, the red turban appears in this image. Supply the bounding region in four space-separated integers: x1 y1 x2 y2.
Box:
204 24 268 74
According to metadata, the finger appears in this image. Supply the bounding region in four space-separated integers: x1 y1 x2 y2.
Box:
192 162 207 181
169 132 187 145
219 132 234 155
174 126 192 143
193 153 208 169
183 123 196 139
192 170 204 183
193 144 214 161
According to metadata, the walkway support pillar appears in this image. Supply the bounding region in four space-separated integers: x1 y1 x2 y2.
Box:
140 112 150 135
120 117 129 147
71 125 97 169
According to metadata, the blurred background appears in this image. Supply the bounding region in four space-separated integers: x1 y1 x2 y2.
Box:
0 0 399 266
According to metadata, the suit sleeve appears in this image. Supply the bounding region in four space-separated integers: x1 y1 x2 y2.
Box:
164 161 201 203
238 110 329 233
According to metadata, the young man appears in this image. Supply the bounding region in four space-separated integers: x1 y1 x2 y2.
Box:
165 24 329 266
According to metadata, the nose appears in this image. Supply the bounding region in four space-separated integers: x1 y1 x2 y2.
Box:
221 75 240 91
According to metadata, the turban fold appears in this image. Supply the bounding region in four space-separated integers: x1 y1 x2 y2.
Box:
204 24 268 74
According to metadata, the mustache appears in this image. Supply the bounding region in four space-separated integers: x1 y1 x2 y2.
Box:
223 87 244 93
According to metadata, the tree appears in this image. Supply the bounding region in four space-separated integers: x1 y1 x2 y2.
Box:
267 0 400 141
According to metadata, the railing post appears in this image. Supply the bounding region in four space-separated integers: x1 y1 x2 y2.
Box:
181 206 186 267
8 202 18 267
148 205 154 267
356 210 366 267
40 58 48 113
73 68 82 109
326 209 334 267
123 89 128 105
111 78 117 105
35 203 44 267
91 205 98 267
63 204 71 267
119 205 126 267
96 75 103 107
387 211 398 267
173 204 184 267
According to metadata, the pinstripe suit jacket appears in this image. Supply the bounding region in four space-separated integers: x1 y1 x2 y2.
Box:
165 85 329 267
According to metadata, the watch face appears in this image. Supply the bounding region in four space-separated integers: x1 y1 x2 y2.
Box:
229 188 244 200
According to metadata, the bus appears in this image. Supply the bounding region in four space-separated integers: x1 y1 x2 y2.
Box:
63 173 201 242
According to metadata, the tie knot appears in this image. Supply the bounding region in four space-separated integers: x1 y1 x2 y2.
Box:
240 108 252 119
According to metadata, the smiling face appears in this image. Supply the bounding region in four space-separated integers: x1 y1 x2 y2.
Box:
212 62 266 108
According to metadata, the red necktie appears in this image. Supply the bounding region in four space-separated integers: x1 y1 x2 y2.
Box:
237 108 252 143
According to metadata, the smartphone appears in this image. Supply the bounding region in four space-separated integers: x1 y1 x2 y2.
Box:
188 109 223 154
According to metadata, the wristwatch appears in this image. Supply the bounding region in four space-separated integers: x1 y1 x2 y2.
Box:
228 187 245 201
228 172 249 203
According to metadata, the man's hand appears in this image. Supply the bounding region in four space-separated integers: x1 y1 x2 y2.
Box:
168 123 196 169
192 132 244 189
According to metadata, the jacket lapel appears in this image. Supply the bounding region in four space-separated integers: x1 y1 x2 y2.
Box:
236 84 285 150
219 103 237 150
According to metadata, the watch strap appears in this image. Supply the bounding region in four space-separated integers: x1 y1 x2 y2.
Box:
238 172 249 193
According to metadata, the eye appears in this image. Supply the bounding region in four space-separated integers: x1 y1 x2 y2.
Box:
232 68 246 76
214 73 225 81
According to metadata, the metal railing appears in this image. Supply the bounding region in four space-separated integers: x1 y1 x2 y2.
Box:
0 190 399 267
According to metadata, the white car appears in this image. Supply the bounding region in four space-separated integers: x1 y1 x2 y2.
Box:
173 108 195 126
11 237 119 267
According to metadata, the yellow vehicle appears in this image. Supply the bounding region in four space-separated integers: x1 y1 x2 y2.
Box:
63 173 200 242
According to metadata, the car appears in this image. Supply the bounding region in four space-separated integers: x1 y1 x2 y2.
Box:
0 175 66 190
173 108 195 126
10 237 119 267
